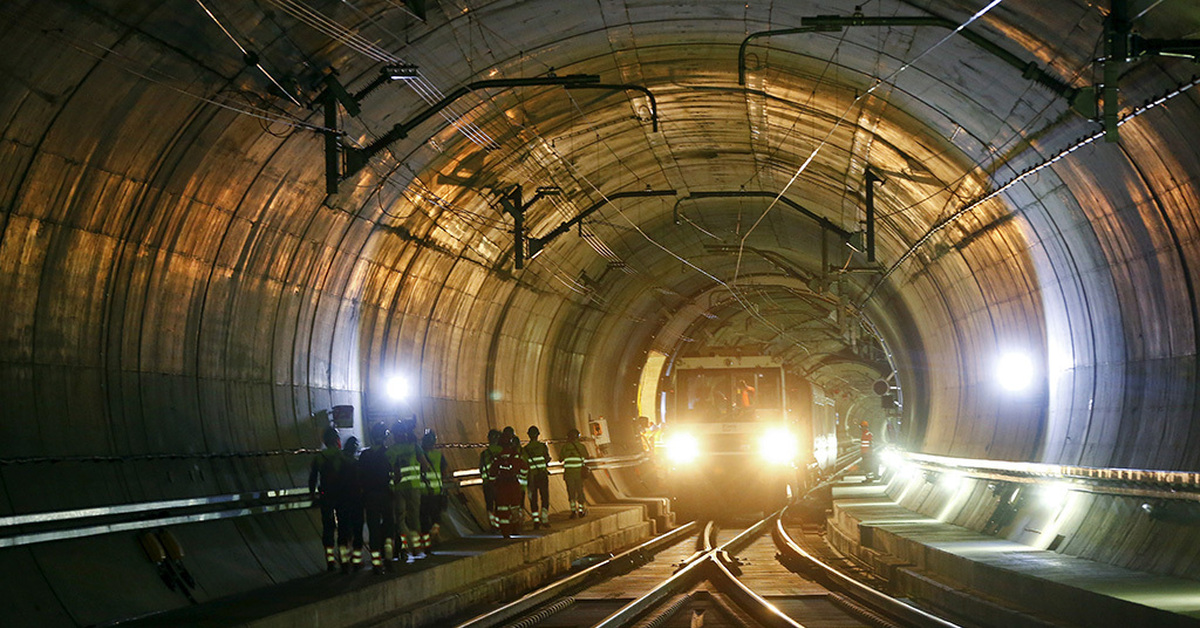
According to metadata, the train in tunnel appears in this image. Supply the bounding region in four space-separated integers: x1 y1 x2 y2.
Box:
655 355 838 518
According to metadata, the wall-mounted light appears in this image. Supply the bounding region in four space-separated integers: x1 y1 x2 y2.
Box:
996 351 1035 392
386 374 413 402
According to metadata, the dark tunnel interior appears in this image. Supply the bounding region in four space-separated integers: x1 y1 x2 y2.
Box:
3 0 1200 623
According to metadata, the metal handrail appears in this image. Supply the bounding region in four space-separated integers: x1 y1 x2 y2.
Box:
0 455 649 548
896 451 1200 501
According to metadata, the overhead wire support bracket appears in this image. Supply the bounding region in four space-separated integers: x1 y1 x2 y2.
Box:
503 184 564 270
738 13 1088 115
865 169 884 263
567 83 660 132
673 191 854 241
527 190 677 260
321 71 663 193
1099 0 1200 142
343 74 603 182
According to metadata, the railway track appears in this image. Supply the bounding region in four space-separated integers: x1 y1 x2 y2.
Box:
454 505 961 628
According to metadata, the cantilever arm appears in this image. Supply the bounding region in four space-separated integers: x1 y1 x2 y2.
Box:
568 83 659 132
739 15 1079 107
342 75 601 180
528 190 677 259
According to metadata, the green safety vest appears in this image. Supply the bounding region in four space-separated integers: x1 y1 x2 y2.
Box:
523 440 550 476
423 450 445 495
560 441 587 471
479 443 502 482
388 441 423 489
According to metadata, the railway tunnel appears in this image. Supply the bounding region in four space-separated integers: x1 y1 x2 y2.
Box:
3 0 1200 625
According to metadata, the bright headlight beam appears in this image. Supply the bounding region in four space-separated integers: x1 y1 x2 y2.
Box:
664 433 700 465
760 428 797 465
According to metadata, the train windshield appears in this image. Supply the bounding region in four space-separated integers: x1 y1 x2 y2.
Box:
677 368 782 422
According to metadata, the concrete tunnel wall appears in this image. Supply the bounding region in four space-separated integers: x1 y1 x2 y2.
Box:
2 0 1200 624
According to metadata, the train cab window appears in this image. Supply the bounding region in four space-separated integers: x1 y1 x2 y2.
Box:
683 371 731 420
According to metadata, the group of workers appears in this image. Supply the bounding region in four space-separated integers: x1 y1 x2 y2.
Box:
308 419 450 575
478 425 590 538
309 421 592 573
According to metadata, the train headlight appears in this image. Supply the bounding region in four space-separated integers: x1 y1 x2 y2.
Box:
760 428 797 465
663 432 701 465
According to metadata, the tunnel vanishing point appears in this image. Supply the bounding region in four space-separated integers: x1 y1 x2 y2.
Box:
3 0 1200 624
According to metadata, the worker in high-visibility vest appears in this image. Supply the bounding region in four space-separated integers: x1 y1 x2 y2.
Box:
339 436 365 572
558 428 589 518
358 422 393 574
479 429 503 532
419 429 451 554
308 426 346 571
488 434 529 538
860 420 876 481
388 418 430 561
523 425 551 529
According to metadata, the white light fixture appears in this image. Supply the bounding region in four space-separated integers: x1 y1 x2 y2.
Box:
996 352 1035 392
384 64 421 80
385 375 412 401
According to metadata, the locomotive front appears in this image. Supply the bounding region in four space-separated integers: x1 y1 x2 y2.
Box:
658 356 800 518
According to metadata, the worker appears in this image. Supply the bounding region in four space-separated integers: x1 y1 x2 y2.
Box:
523 425 551 529
637 416 660 454
308 426 346 571
559 428 589 518
479 429 503 531
388 417 429 561
489 434 529 538
338 436 365 573
358 422 393 574
860 420 876 481
419 429 451 554
736 378 756 409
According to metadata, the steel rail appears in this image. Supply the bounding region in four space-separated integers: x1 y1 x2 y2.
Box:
703 557 805 628
594 510 786 628
772 512 961 628
455 520 699 628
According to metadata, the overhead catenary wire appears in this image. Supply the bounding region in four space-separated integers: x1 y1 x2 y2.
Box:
266 0 497 147
732 0 1007 288
858 72 1200 308
192 0 303 107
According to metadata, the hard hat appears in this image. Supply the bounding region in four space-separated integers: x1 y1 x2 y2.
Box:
527 425 540 437
861 420 870 427
343 436 359 455
422 429 437 447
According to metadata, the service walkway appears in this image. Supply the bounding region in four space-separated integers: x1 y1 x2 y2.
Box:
115 505 653 628
827 482 1200 628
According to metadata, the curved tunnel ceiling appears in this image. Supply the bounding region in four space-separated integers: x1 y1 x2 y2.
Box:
4 0 1200 510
